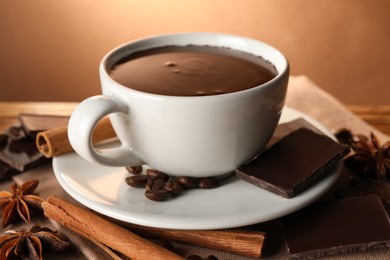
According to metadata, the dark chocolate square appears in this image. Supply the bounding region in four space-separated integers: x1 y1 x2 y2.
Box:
334 180 390 216
283 195 390 259
236 128 350 198
18 114 69 138
0 132 47 172
266 118 324 147
6 125 27 141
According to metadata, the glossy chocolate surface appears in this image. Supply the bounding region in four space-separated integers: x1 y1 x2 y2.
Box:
236 128 350 198
335 180 390 215
0 114 68 175
284 195 390 259
0 126 46 172
109 45 277 96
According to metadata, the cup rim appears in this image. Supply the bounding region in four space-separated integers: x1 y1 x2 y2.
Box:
100 32 289 100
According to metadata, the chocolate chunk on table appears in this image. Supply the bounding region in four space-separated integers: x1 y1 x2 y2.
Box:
6 125 27 141
283 195 390 259
236 128 350 198
334 180 390 215
18 114 69 138
267 118 324 147
0 114 65 176
0 127 47 172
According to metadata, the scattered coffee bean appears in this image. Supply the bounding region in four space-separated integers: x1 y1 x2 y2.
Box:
175 176 199 189
145 178 154 191
164 180 184 196
198 177 220 189
124 166 224 202
151 177 166 191
125 175 148 188
146 177 166 191
145 189 170 201
205 255 219 260
125 165 143 175
146 169 170 181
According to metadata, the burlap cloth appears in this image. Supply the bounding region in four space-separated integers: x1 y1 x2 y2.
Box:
1 76 389 259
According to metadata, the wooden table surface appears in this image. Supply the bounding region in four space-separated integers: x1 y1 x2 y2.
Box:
0 102 389 136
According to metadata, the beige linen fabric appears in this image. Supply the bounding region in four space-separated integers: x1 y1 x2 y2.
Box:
286 76 389 142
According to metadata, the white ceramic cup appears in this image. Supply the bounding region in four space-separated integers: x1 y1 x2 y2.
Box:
68 32 289 177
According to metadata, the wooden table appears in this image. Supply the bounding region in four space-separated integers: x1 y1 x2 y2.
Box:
0 102 77 131
1 102 389 136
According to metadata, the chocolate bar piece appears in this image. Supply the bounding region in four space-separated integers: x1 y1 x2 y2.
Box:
18 114 69 138
7 125 27 141
266 118 324 147
334 181 390 215
283 195 390 259
0 126 47 172
0 114 64 177
236 128 350 198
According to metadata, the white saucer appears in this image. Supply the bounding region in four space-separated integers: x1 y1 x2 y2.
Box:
53 107 341 230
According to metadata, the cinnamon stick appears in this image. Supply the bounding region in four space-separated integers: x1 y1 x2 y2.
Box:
125 223 265 258
36 117 116 158
42 196 184 260
43 196 266 258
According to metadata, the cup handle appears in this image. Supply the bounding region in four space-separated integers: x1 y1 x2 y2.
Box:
68 95 143 167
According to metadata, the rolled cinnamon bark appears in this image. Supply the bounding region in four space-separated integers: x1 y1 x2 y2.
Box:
36 117 116 158
43 196 266 258
42 196 184 260
126 223 265 258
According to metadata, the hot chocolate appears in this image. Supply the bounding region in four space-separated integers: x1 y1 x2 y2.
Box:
109 45 277 96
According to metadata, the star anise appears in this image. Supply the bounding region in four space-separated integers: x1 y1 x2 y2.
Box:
0 180 44 228
335 129 390 180
0 225 70 260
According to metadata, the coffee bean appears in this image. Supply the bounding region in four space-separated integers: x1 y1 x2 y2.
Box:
146 169 170 181
145 178 153 191
164 181 184 196
146 176 167 191
175 176 199 189
125 175 147 188
198 177 220 189
163 180 175 192
145 190 170 201
205 255 219 260
124 167 227 202
151 178 166 191
125 165 143 175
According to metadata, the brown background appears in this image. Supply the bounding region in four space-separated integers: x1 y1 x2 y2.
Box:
0 0 389 105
